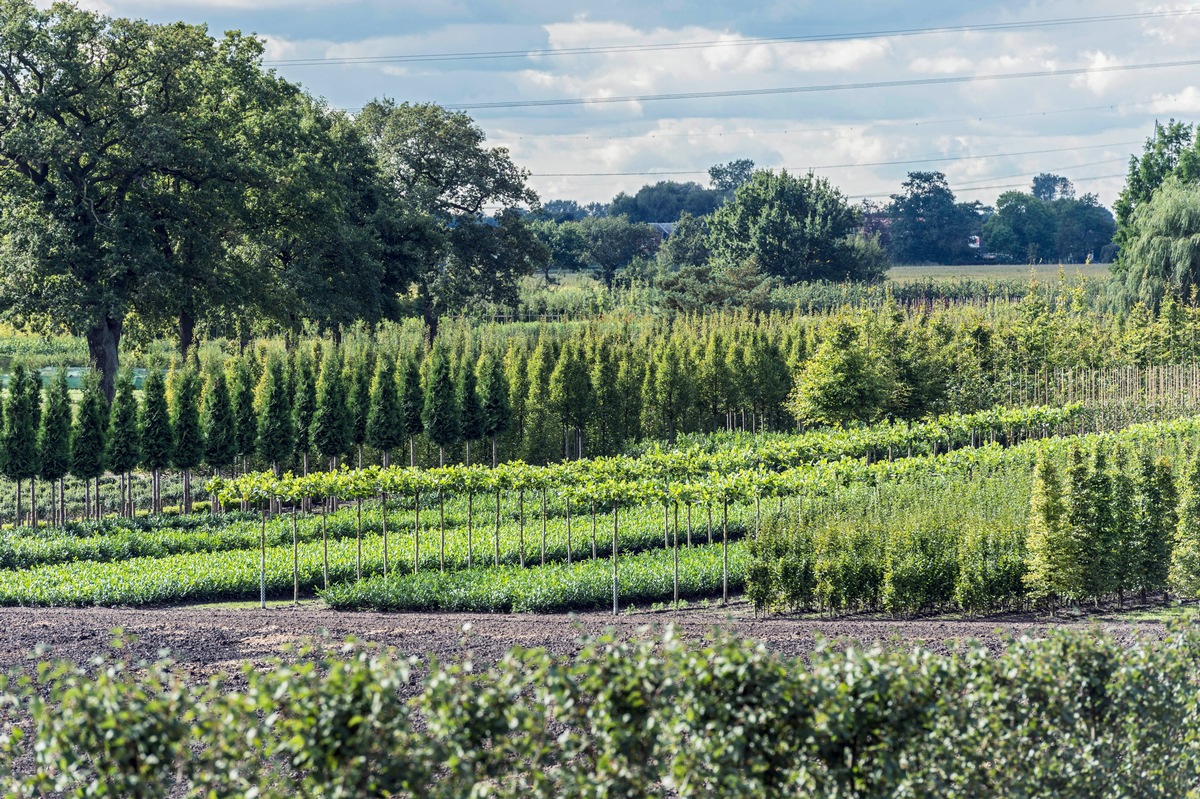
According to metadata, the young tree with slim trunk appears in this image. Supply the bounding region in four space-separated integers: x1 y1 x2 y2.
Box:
3 363 39 527
38 369 71 526
256 354 293 478
400 355 424 467
71 370 108 520
477 349 511 468
422 345 460 467
365 356 404 467
172 365 205 515
457 352 483 465
140 367 173 515
312 345 352 471
345 349 373 468
522 336 558 465
106 370 142 518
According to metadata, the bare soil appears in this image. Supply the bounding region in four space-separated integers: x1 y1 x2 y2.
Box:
0 599 1174 676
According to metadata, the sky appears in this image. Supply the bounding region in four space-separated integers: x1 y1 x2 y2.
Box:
41 0 1200 210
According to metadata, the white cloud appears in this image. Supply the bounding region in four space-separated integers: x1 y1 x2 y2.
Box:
1150 85 1200 114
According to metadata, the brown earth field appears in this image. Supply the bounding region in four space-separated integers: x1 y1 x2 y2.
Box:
0 598 1182 677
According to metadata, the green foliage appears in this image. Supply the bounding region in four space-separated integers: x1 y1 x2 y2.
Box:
1171 449 1200 596
399 355 424 450
477 349 512 445
1114 119 1199 246
365 356 404 460
1024 454 1074 603
38 368 71 482
70 370 108 481
788 320 892 427
982 191 1057 263
106 370 141 476
230 355 258 461
887 171 982 264
421 345 460 457
290 350 317 460
311 345 352 462
2 362 39 481
345 348 373 453
1136 454 1176 595
323 541 746 613
170 366 204 471
140 368 173 472
255 355 293 471
1112 178 1200 310
456 350 484 448
201 367 236 471
708 169 874 283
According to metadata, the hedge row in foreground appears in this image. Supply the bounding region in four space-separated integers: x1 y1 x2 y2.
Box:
3 625 1199 797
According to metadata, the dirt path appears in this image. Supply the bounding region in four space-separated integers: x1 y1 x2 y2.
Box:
0 600 1172 675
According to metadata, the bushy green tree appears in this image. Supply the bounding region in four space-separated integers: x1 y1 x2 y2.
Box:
71 370 108 518
107 370 141 517
400 355 424 467
477 349 511 468
312 346 352 468
140 367 172 514
201 368 236 474
171 366 204 514
708 169 874 282
456 353 483 465
38 368 71 524
3 362 40 525
1170 449 1200 597
230 356 258 474
1024 454 1075 605
256 354 293 475
365 356 404 467
422 345 460 466
521 336 559 464
1111 178 1200 310
1079 445 1115 602
1135 454 1176 597
548 341 592 458
291 350 317 474
345 349 374 468
788 321 892 428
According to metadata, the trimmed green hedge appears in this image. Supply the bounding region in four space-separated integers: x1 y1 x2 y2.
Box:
3 625 1199 797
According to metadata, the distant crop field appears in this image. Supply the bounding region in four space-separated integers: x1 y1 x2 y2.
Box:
887 263 1111 282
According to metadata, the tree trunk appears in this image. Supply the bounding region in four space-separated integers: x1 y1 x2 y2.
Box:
86 316 123 403
15 479 21 529
179 308 196 364
30 478 36 530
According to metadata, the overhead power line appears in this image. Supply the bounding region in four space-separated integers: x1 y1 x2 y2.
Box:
452 59 1200 110
265 9 1199 66
529 140 1140 178
506 100 1160 142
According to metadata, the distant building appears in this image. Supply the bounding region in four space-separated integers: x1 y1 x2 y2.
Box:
646 222 676 241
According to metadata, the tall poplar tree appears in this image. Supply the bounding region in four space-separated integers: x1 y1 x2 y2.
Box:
1136 453 1176 598
1171 449 1200 597
171 366 204 514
